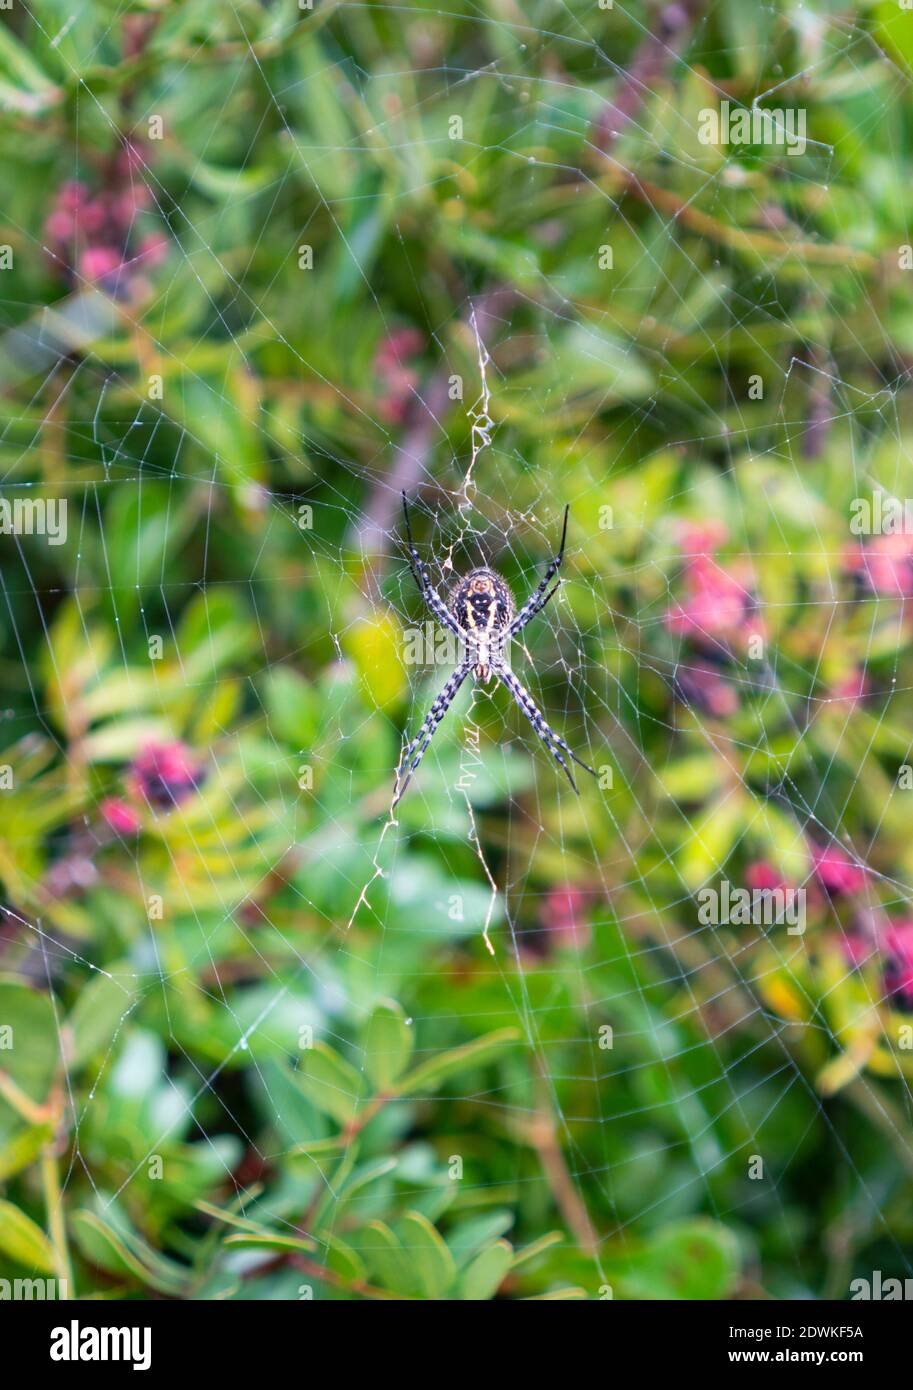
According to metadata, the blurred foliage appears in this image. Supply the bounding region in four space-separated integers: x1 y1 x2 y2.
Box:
1 0 913 1301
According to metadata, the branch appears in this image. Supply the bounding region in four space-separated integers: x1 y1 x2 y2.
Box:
355 286 516 564
593 1 706 153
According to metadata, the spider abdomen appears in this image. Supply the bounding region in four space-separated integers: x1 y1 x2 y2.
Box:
449 568 514 680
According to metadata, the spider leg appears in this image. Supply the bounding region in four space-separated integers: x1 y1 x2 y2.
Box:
393 661 473 807
401 493 462 638
509 505 570 636
494 661 597 794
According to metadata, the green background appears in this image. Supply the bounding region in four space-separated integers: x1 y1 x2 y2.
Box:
1 0 913 1300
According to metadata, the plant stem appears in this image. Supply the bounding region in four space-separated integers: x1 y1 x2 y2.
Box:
41 1144 74 1297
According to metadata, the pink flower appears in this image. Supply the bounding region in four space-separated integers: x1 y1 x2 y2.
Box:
665 519 764 651
829 671 869 706
375 327 424 369
374 328 424 423
44 209 76 245
677 519 729 555
44 181 89 246
840 930 871 967
883 922 913 1007
79 196 111 237
101 798 141 834
845 534 913 597
112 185 151 228
58 180 88 209
745 860 784 893
136 230 169 268
130 741 202 808
665 555 753 642
811 841 865 896
540 885 592 947
116 140 148 180
44 155 163 295
80 245 123 283
674 661 739 717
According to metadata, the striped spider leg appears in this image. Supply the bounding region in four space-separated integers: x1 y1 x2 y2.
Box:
509 504 568 636
503 505 595 793
392 660 472 807
400 493 462 640
394 495 470 806
493 659 597 795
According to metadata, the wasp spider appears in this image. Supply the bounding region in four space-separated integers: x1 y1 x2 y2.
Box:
393 495 597 805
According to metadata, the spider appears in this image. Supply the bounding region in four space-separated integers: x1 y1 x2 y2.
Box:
393 494 597 806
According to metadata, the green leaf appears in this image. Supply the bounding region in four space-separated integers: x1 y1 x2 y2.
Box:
291 1134 346 1156
362 1219 414 1296
660 755 720 802
398 1028 519 1095
263 668 320 748
0 1123 52 1181
292 1136 345 1156
81 718 174 764
70 1210 189 1296
0 24 61 109
101 483 196 628
677 795 746 890
604 1219 741 1300
193 1199 270 1236
525 1286 589 1300
873 3 913 75
338 1156 397 1204
510 1230 564 1270
324 1234 367 1285
188 159 273 200
362 1001 413 1090
310 1149 357 1231
399 1211 455 1299
67 971 137 1071
344 613 406 712
176 590 257 684
745 796 810 882
0 1199 56 1273
548 323 654 403
170 375 266 513
223 1232 316 1255
448 1211 515 1269
459 1239 513 1300
0 982 58 1142
295 1042 364 1125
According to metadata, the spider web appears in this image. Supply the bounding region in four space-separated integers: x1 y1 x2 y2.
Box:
2 0 913 1301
